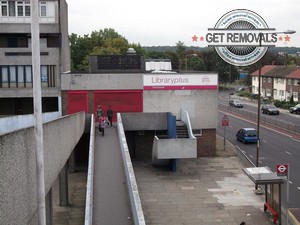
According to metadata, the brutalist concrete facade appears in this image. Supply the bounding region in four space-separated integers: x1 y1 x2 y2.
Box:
0 0 70 115
61 72 218 157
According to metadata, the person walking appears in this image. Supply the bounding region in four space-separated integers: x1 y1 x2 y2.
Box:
99 115 108 136
106 105 113 127
96 105 103 119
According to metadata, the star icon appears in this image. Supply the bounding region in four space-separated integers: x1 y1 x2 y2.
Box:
284 35 291 42
192 35 198 42
278 36 283 41
199 36 205 41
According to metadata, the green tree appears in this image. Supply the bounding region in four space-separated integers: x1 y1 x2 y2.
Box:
187 56 206 71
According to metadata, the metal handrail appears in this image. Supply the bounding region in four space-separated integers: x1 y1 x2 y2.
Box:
84 114 95 225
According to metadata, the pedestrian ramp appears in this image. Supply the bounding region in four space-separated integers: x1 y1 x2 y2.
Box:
92 126 133 225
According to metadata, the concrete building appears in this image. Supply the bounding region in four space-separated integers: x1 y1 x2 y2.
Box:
251 65 300 101
62 55 219 157
0 0 70 116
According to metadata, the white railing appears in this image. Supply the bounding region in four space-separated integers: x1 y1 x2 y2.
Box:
180 109 196 139
84 115 95 225
117 113 146 225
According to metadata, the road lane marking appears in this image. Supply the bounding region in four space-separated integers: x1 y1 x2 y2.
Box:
249 155 254 159
297 187 300 190
289 180 293 184
291 138 300 143
285 151 292 156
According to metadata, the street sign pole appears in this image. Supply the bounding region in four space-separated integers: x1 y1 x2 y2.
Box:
286 164 290 225
221 115 229 151
224 126 226 151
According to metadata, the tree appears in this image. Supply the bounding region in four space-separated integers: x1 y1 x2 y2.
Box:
187 56 206 71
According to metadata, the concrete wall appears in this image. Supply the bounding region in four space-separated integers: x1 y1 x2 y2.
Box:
0 111 61 134
59 0 71 74
0 112 86 225
61 73 143 91
121 112 167 131
61 73 218 130
143 89 218 129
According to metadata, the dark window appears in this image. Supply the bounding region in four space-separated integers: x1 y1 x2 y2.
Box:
7 37 18 47
97 55 142 70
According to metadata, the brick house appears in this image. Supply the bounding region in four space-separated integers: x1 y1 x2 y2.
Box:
251 65 300 102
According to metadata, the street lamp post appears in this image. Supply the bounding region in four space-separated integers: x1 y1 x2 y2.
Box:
255 30 296 189
185 54 197 70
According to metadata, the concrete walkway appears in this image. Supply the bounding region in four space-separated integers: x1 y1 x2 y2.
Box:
92 126 132 225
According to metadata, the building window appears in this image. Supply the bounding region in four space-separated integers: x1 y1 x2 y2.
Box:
288 79 291 85
294 79 300 86
6 36 27 48
1 66 8 87
279 90 284 97
1 1 8 16
17 1 30 16
0 65 55 88
268 78 272 83
40 1 46 17
273 89 277 96
279 78 284 84
18 66 24 87
293 92 299 101
8 0 15 16
25 66 32 87
9 66 16 87
266 89 271 97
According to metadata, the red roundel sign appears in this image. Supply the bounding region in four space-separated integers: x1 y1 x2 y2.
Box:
222 115 229 127
277 164 288 176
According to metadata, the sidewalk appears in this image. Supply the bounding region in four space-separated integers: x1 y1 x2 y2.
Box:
51 135 273 225
132 136 273 225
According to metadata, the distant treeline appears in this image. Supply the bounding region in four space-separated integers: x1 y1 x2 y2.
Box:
143 46 300 54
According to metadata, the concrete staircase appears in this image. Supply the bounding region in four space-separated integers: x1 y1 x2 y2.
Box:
176 120 189 138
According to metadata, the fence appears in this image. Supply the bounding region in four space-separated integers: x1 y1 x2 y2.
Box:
219 104 300 135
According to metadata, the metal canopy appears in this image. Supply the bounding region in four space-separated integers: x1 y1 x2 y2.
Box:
243 167 285 185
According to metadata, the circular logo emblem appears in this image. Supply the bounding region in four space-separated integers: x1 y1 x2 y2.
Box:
210 9 274 66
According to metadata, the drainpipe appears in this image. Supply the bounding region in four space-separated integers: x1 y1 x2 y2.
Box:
31 1 46 225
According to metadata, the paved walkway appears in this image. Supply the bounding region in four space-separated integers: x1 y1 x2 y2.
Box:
51 134 275 225
92 127 132 225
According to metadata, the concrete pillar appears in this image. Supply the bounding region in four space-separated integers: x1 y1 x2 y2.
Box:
68 151 76 173
59 163 69 206
45 188 53 225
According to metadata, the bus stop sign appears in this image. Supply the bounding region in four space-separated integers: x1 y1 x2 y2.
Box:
277 164 288 176
222 115 229 127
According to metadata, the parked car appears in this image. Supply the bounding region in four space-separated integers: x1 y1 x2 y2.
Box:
261 104 280 115
236 128 258 144
289 104 300 114
229 99 243 108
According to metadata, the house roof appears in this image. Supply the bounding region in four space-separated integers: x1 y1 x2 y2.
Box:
251 65 277 76
251 65 300 78
287 67 300 79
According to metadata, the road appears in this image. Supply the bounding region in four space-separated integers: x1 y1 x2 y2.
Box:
217 91 300 208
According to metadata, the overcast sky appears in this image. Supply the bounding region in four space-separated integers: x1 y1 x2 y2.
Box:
67 0 300 47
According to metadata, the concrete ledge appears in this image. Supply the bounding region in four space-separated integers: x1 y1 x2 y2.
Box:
153 136 197 159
